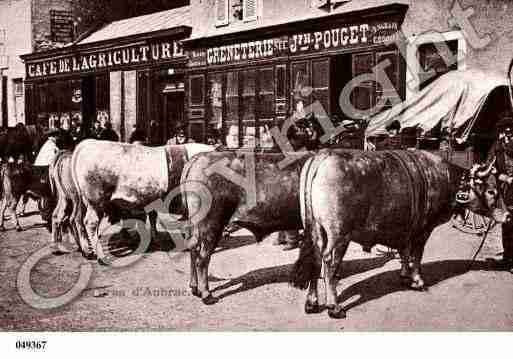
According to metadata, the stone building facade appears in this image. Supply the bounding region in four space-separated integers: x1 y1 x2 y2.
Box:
0 0 74 127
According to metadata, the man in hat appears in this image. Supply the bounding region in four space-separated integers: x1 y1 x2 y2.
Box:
492 115 513 273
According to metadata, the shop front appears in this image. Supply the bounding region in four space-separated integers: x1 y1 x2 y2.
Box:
22 13 190 144
184 5 407 148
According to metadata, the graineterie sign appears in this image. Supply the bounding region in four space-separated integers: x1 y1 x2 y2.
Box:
206 36 289 65
26 40 184 79
191 20 400 67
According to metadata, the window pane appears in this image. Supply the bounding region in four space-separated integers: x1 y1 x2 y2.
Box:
312 60 329 89
242 69 256 123
190 75 205 105
276 65 286 99
259 67 274 118
208 73 223 129
226 71 238 123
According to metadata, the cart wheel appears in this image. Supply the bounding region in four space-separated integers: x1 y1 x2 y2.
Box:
451 209 493 235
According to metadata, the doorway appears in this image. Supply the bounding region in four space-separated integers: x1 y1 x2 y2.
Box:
162 91 184 143
1 76 7 127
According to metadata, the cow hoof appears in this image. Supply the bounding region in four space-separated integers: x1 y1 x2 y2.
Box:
190 287 201 298
327 305 346 319
410 277 426 291
201 294 218 305
97 257 111 266
16 226 22 232
84 253 97 260
304 301 321 314
0 226 6 232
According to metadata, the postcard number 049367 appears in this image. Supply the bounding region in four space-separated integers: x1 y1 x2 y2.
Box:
15 340 47 350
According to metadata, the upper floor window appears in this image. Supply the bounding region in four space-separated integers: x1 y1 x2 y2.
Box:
216 0 229 27
216 0 259 27
243 0 258 22
50 10 74 43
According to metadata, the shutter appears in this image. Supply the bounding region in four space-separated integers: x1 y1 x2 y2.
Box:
243 0 257 21
216 0 229 26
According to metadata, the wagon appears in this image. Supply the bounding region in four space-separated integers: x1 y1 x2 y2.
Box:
365 69 513 234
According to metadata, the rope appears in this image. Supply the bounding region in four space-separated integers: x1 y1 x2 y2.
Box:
467 218 496 271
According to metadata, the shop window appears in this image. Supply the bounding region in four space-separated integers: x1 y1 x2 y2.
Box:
241 69 256 147
312 59 329 119
258 67 274 118
376 50 400 111
216 0 229 27
291 61 310 115
351 52 375 116
243 0 258 22
208 73 224 130
275 65 286 100
190 75 205 106
226 71 239 131
418 40 458 90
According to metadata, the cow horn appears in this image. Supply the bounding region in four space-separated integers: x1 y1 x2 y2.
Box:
476 157 496 178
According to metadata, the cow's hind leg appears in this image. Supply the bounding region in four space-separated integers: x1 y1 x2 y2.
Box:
51 197 71 254
189 249 200 297
303 222 323 314
6 195 22 232
84 203 106 262
399 245 412 286
324 244 350 319
408 231 431 291
73 198 95 259
0 198 7 232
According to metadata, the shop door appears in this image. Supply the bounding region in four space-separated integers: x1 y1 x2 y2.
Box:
163 92 184 142
1 76 7 127
81 76 96 136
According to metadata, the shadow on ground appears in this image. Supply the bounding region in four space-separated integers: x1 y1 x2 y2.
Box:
213 252 396 300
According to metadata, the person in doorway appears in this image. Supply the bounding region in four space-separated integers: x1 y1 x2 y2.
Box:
91 120 102 139
98 118 119 142
129 124 147 145
167 128 187 145
148 120 160 146
57 114 74 150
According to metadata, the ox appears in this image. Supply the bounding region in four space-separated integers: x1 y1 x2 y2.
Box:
180 151 314 304
71 139 214 261
291 150 510 319
48 150 91 256
0 126 51 231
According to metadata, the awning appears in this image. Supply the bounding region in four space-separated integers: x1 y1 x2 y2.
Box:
365 69 511 143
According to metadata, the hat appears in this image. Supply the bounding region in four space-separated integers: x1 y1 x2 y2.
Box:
497 116 513 130
45 128 60 137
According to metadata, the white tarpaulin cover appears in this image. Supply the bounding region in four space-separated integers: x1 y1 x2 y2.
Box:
365 69 510 143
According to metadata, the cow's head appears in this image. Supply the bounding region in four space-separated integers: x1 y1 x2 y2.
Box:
456 158 511 223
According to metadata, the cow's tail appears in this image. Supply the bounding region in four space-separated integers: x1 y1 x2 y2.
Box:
179 153 204 247
290 154 323 290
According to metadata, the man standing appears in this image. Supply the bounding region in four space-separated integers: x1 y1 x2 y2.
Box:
493 117 513 273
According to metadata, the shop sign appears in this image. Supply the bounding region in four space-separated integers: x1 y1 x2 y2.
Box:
205 36 288 65
26 40 185 79
289 21 399 54
191 20 400 67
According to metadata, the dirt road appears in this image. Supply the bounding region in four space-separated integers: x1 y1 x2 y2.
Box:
0 202 512 331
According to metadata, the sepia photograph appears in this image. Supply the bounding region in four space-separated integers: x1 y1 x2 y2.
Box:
0 0 512 346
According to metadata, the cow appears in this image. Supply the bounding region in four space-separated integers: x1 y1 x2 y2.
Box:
180 150 315 304
290 150 511 319
48 150 91 256
71 139 214 261
0 125 52 232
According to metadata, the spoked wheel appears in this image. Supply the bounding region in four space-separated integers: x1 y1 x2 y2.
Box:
451 209 494 236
